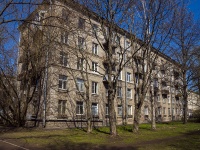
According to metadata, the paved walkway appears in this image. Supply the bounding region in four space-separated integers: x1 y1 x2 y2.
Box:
0 139 29 150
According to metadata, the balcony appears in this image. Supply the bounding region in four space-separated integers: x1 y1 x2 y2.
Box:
135 65 143 74
175 90 182 97
103 74 114 83
160 65 165 71
153 83 159 91
161 86 169 94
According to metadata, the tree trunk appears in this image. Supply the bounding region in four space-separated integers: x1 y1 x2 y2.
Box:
108 92 117 136
86 87 92 133
183 71 188 124
133 107 140 133
151 91 156 130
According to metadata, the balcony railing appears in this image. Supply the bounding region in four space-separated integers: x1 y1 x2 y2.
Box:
103 74 114 82
161 86 169 94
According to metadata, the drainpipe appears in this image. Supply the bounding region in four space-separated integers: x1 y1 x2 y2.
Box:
43 0 52 128
124 34 127 124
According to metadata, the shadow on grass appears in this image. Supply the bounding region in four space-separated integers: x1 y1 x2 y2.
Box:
45 140 138 150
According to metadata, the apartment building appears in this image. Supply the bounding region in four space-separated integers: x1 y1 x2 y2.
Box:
17 0 186 128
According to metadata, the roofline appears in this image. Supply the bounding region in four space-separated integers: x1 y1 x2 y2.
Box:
19 0 181 67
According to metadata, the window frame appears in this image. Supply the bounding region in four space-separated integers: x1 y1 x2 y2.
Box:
128 105 132 115
117 105 122 116
92 62 98 73
92 42 98 55
76 78 84 92
58 75 67 90
92 81 98 94
60 51 68 66
92 103 98 116
58 100 66 115
78 17 85 29
126 72 131 82
76 101 84 115
127 88 132 99
117 86 122 98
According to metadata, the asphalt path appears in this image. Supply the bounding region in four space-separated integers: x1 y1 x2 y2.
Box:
0 139 29 150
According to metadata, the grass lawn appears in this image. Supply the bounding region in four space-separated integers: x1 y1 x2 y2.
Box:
0 122 200 150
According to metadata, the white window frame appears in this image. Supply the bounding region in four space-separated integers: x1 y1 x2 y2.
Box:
118 71 122 80
78 36 85 49
92 62 98 73
168 108 171 115
144 107 148 115
163 107 166 115
128 105 132 115
77 58 84 70
60 51 68 66
61 31 68 44
126 40 131 51
76 78 84 92
58 100 66 115
126 72 131 82
92 24 98 36
117 87 122 98
76 101 84 115
106 104 109 115
92 42 98 55
127 88 132 99
117 105 122 116
92 103 98 116
58 75 67 90
92 81 98 94
157 107 161 115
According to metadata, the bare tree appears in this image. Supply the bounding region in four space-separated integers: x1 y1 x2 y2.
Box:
169 2 200 124
131 0 176 132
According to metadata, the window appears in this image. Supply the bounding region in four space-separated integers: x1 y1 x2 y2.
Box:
144 107 148 115
92 43 98 55
76 78 84 92
118 105 122 116
172 108 175 115
92 103 98 116
106 104 109 115
58 75 67 90
62 9 69 22
126 72 131 82
77 58 84 70
127 88 132 99
76 101 84 115
116 36 120 44
58 100 66 115
92 24 98 36
157 107 161 115
118 71 122 80
126 40 131 51
168 108 171 115
117 87 122 97
128 105 132 115
92 62 98 72
78 17 85 29
61 31 68 44
92 81 98 94
60 51 68 66
78 36 85 49
168 96 171 103
156 94 160 102
163 107 166 115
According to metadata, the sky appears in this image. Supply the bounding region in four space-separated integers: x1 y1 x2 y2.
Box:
188 0 200 19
